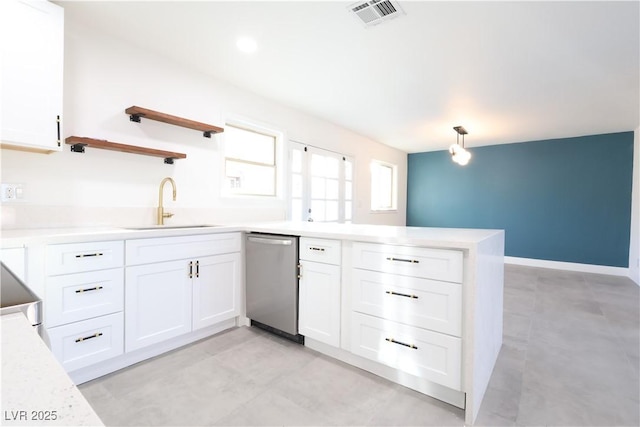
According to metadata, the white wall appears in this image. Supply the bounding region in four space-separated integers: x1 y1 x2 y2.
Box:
0 18 407 229
629 128 639 285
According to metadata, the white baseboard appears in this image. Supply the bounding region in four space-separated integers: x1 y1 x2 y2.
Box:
505 256 629 277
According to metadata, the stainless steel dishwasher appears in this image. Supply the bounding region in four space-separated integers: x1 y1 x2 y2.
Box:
245 233 303 343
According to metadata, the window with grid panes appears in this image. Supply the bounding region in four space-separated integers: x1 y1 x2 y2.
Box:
223 123 279 197
289 142 353 223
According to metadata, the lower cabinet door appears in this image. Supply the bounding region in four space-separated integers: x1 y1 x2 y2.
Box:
298 260 340 347
125 260 192 352
350 312 461 390
47 312 124 372
192 253 241 330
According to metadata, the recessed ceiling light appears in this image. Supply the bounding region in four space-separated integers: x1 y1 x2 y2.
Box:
236 37 257 54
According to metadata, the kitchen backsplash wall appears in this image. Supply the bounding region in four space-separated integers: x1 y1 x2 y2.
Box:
0 16 407 230
0 205 287 230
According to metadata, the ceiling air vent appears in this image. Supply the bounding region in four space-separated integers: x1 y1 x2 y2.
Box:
349 0 405 27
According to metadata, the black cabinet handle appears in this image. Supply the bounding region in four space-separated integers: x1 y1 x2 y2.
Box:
385 290 418 299
386 257 419 264
75 286 103 293
385 337 418 350
56 115 61 147
75 332 103 343
75 252 103 258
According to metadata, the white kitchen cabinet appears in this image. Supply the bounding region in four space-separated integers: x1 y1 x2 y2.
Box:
46 268 124 328
298 238 341 347
45 240 125 372
352 242 463 283
351 241 464 390
125 260 192 352
192 253 241 330
126 233 240 265
0 0 63 152
125 233 242 352
350 312 462 390
47 240 124 276
352 268 462 336
47 312 124 373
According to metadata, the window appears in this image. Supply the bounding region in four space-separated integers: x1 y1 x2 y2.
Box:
223 122 280 196
289 142 353 223
370 160 397 211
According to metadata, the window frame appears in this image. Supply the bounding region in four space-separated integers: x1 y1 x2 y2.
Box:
370 159 398 212
220 118 284 199
287 141 354 223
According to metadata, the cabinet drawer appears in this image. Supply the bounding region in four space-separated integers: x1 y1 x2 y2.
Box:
352 269 461 336
126 233 241 265
300 238 341 265
47 241 124 275
351 312 461 390
47 312 124 372
45 268 124 328
352 242 463 283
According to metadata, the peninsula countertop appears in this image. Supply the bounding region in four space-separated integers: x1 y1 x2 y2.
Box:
1 221 503 250
1 312 104 426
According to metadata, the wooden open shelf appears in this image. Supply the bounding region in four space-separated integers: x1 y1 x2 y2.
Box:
125 106 224 138
65 136 186 164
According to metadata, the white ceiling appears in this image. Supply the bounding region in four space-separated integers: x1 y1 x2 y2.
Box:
57 1 639 153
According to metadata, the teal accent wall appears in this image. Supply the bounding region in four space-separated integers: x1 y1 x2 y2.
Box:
407 132 634 267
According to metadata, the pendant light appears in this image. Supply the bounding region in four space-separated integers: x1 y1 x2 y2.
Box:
449 125 471 166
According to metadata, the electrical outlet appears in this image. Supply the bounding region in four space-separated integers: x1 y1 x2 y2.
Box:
1 183 24 202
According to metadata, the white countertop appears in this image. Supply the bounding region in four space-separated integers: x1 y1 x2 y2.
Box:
1 221 503 250
243 221 503 249
1 313 104 426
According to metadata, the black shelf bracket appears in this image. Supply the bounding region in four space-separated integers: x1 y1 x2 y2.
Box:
203 131 212 138
70 143 87 153
129 114 142 123
164 157 177 164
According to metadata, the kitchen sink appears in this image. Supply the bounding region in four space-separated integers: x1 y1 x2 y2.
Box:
124 224 221 230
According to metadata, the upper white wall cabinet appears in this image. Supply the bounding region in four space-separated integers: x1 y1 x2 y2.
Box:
1 0 64 152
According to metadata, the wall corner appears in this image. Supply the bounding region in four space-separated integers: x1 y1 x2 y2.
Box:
629 127 640 285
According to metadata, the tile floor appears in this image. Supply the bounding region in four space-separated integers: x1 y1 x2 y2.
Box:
79 265 640 426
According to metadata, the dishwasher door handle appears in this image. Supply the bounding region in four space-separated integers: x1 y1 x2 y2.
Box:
248 236 293 246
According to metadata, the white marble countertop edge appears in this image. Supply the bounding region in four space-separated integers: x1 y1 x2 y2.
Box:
1 221 504 250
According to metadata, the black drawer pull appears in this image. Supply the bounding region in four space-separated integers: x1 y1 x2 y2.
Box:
56 115 61 147
75 286 103 293
195 260 200 278
189 261 193 279
385 290 418 299
75 332 103 343
385 337 418 350
309 247 325 252
386 257 419 264
75 252 104 258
